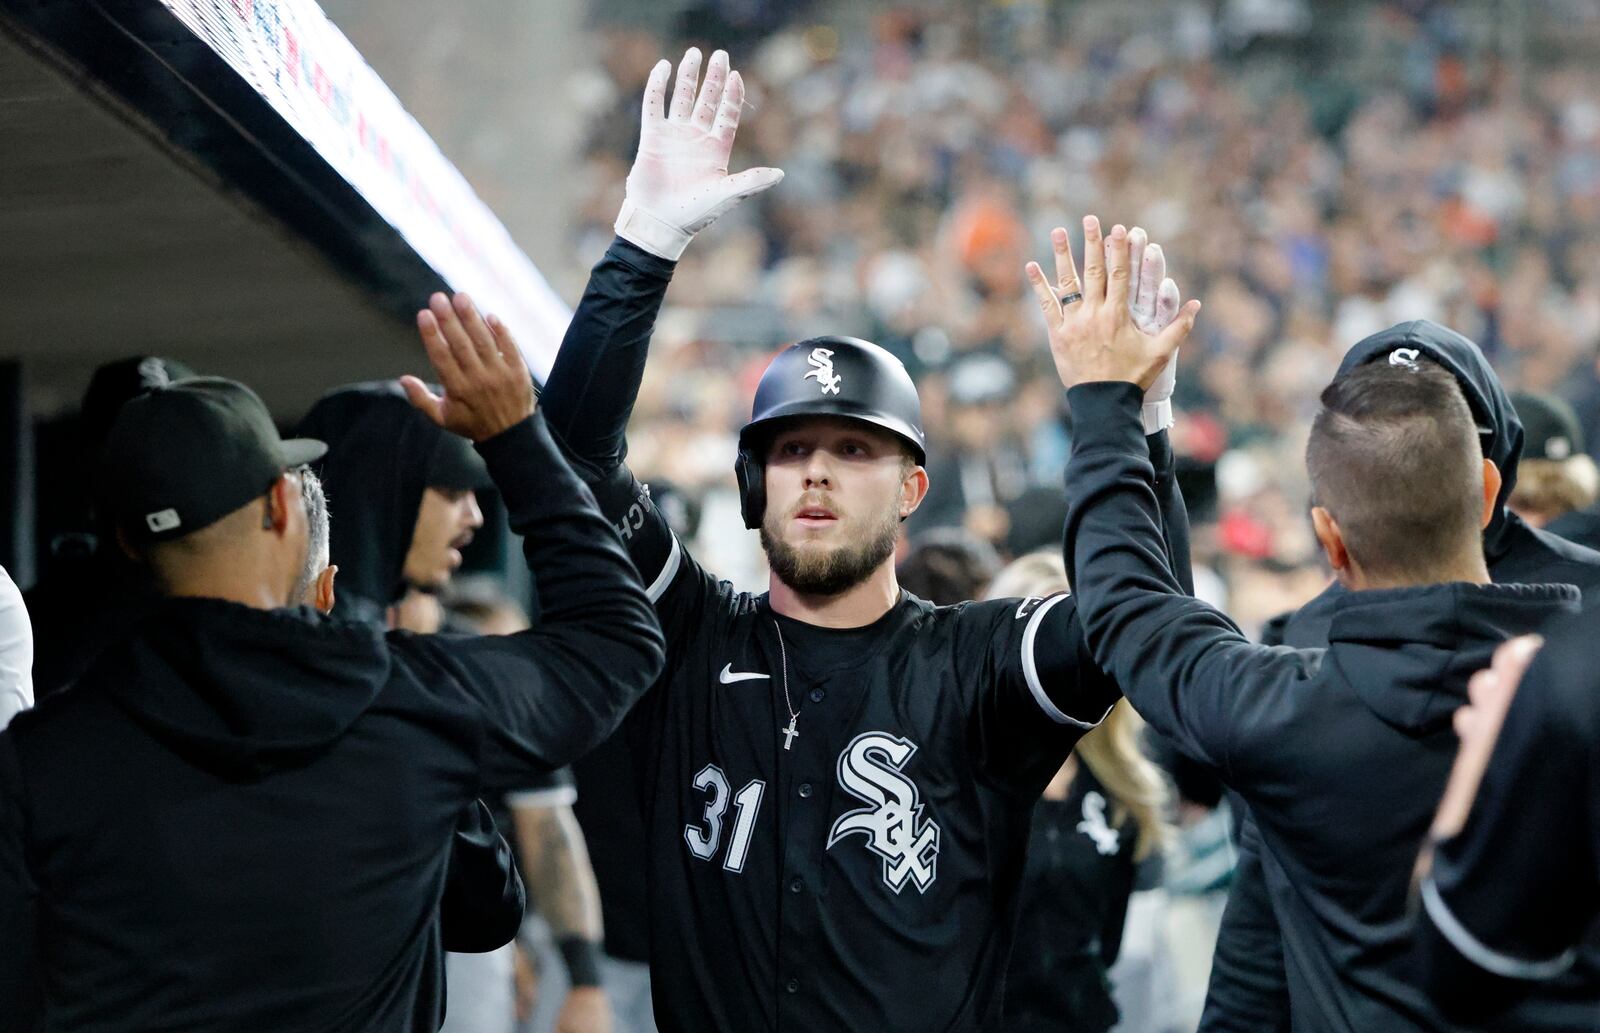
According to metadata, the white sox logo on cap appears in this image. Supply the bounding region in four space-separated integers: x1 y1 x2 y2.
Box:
827 731 940 894
1388 348 1421 369
805 347 842 395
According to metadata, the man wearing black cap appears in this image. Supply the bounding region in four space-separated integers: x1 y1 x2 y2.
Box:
0 321 664 1030
532 49 1191 1033
26 355 195 697
1508 391 1600 551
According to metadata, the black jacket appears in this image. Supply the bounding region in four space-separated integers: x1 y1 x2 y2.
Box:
0 414 664 1031
1206 320 1600 1032
1062 381 1582 1033
1414 607 1600 1022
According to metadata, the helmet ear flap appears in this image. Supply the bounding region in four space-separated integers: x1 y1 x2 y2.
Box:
735 448 766 530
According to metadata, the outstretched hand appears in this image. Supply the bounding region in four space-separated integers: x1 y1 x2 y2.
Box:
402 292 536 442
1027 217 1200 391
616 47 785 260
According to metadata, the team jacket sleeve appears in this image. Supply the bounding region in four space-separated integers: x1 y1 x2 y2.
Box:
0 731 40 1026
1415 637 1598 1019
1061 382 1312 781
536 235 724 647
974 420 1196 791
1199 813 1292 1033
439 800 528 953
399 412 665 783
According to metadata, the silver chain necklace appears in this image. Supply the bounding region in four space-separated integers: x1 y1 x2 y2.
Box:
772 621 800 751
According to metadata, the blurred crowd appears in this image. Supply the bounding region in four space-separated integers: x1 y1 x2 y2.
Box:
563 0 1600 630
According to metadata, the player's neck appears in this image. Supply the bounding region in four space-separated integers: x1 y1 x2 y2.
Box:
768 561 900 629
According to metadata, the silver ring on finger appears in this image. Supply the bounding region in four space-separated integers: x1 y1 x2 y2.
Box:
1059 291 1084 306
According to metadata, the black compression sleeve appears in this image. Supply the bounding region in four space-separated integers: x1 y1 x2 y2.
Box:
540 237 675 468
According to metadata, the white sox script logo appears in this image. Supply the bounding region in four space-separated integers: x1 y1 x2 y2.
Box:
1076 791 1120 856
826 732 940 894
805 347 842 395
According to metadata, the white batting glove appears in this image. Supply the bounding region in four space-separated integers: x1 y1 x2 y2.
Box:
1110 227 1183 432
615 48 785 261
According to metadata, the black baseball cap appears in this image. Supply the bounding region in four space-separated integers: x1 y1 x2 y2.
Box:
99 377 327 542
1511 392 1584 462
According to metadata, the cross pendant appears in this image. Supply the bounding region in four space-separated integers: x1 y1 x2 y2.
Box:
781 714 799 751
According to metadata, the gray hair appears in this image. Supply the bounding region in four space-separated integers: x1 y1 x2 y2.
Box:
292 466 330 604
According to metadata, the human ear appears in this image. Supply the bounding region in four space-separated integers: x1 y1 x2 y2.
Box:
1311 507 1350 577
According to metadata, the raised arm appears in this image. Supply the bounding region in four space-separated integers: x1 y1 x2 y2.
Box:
971 229 1198 792
1032 218 1308 777
541 47 782 471
398 293 664 773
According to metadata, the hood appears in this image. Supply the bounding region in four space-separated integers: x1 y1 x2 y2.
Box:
1337 320 1522 560
293 382 448 619
1324 581 1577 735
91 598 392 779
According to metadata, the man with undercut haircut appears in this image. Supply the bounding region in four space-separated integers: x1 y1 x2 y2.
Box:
1205 322 1600 1033
1043 247 1588 1032
532 47 1194 1033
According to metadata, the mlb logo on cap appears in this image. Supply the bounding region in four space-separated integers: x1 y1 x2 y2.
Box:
145 509 181 534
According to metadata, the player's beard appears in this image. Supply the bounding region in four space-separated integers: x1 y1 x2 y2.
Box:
760 496 900 597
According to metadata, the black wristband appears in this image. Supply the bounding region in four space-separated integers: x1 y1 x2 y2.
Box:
557 935 603 987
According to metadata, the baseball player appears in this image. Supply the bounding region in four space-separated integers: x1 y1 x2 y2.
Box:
523 47 1193 1033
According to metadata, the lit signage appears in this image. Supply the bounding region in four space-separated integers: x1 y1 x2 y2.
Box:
157 0 570 376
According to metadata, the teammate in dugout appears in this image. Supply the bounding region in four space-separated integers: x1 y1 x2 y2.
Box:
518 48 1194 1033
1048 221 1590 1032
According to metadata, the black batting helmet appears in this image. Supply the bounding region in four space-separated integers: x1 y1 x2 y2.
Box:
734 336 926 529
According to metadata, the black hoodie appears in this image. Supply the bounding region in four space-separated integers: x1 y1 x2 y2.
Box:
296 381 483 624
298 382 574 955
0 414 665 1031
1062 382 1584 1033
1264 320 1600 648
1205 321 1600 1033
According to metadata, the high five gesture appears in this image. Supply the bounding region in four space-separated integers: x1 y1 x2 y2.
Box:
1027 217 1200 393
615 48 785 260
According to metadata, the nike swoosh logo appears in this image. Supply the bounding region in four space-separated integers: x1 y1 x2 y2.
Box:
719 664 770 684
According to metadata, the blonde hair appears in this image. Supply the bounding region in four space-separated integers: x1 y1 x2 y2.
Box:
986 550 1171 861
1509 456 1600 523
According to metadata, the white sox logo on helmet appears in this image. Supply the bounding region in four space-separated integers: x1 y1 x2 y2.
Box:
805 347 842 395
826 731 940 894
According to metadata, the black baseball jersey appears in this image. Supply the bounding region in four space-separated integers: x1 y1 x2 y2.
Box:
591 465 1135 1033
539 237 1190 1033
